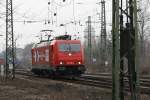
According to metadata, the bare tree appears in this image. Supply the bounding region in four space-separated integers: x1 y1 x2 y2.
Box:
138 1 150 57
21 43 33 69
138 0 150 74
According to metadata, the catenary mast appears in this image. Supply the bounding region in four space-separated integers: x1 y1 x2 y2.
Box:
6 0 15 79
100 0 107 66
112 0 140 100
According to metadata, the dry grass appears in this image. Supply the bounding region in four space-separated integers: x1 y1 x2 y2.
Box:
0 75 149 100
0 76 112 100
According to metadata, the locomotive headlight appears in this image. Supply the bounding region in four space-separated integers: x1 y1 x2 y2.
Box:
68 53 72 56
78 62 81 64
60 61 63 65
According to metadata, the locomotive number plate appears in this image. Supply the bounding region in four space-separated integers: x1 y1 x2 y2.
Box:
67 62 74 64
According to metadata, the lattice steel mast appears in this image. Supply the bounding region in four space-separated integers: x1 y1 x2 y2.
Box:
112 0 140 100
6 0 15 79
87 16 92 62
100 0 107 66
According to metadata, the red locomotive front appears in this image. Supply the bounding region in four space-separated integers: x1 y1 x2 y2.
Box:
31 35 85 76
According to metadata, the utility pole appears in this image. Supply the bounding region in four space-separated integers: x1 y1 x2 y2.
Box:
112 0 140 100
6 0 15 79
100 0 107 66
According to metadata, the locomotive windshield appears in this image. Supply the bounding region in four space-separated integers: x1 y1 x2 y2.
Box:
59 44 80 52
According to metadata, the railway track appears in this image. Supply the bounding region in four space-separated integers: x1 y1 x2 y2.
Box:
81 74 150 94
15 69 150 94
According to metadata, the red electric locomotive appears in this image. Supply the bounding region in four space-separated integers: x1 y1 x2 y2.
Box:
31 35 85 76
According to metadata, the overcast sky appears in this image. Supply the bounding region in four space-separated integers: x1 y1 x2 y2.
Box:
0 0 112 52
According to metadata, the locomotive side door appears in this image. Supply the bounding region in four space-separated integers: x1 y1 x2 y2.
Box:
50 45 54 65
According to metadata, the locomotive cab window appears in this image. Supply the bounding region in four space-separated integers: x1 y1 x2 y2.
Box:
59 44 80 52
